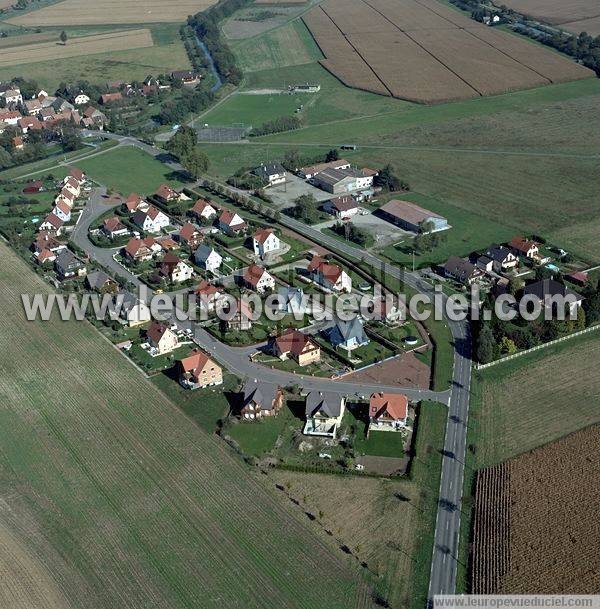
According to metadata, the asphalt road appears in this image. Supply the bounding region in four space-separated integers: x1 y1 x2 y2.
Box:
77 132 472 600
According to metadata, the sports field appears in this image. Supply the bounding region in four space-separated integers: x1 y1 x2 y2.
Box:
0 241 374 609
6 0 217 25
0 29 153 67
303 0 594 103
76 146 187 194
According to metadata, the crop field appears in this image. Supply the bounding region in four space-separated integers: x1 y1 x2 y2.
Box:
6 0 217 26
0 23 190 89
0 241 374 609
495 0 600 27
233 19 322 72
302 0 594 103
268 401 447 609
471 425 600 593
560 15 600 36
255 0 307 4
0 28 153 67
0 31 59 47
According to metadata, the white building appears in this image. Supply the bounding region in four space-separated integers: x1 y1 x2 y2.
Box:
132 206 170 234
194 245 223 274
252 228 281 259
74 94 90 106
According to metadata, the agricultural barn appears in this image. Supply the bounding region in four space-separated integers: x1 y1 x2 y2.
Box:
312 167 367 194
299 159 350 179
377 199 449 233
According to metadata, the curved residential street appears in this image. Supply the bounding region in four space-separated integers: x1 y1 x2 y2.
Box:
75 132 472 600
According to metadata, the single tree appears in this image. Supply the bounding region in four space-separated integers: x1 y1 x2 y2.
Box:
60 31 68 45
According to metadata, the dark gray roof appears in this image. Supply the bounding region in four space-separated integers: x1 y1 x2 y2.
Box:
55 249 82 269
253 163 285 179
194 244 220 262
116 290 139 313
332 317 366 343
242 379 279 410
305 391 343 418
277 286 304 310
445 256 478 281
485 245 514 263
523 279 583 302
86 270 113 290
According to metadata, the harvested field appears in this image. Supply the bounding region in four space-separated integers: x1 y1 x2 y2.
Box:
0 241 372 609
303 0 595 103
0 29 154 68
6 0 216 25
471 425 600 593
493 0 600 25
561 15 600 36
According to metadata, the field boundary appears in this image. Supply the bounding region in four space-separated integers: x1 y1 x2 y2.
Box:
474 323 600 370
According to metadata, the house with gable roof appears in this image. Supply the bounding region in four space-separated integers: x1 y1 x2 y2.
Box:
303 391 346 438
369 392 409 431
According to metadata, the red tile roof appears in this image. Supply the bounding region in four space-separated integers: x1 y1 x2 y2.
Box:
125 193 144 211
308 256 343 284
55 200 71 215
369 392 408 421
329 195 357 212
41 213 63 229
147 321 170 344
275 328 317 357
219 209 246 228
179 222 200 243
155 184 177 201
179 349 214 375
104 216 125 232
69 167 85 181
253 228 275 244
194 280 220 297
243 264 268 287
191 198 215 214
508 236 538 254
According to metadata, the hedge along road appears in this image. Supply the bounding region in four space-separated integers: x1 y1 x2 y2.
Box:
78 130 470 599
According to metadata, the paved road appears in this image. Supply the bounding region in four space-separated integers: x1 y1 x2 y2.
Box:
72 183 448 404
77 132 471 600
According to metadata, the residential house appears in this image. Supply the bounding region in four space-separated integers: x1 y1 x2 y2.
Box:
31 231 64 256
156 236 179 252
218 210 247 236
158 253 194 284
485 245 519 273
372 296 404 324
124 193 149 213
308 255 352 292
240 379 284 420
24 98 43 115
100 92 123 105
276 286 307 315
326 317 369 351
62 176 81 197
323 195 359 220
171 70 201 86
39 107 55 122
82 106 107 128
55 187 76 208
12 136 24 150
178 349 223 389
116 290 151 326
86 270 117 293
303 391 346 438
509 236 539 260
132 206 170 233
377 199 449 233
18 116 42 133
123 237 159 262
51 98 74 114
369 392 409 431
67 167 85 183
194 280 227 313
0 110 21 126
54 249 86 280
242 264 275 293
103 217 129 239
35 248 57 265
252 162 286 186
252 228 281 259
53 200 72 223
2 88 23 106
522 279 584 317
444 256 485 286
194 245 222 274
190 198 217 222
566 271 589 287
146 321 179 355
299 159 350 180
178 223 203 249
39 212 64 235
224 298 253 331
154 183 179 204
476 255 494 274
271 328 320 367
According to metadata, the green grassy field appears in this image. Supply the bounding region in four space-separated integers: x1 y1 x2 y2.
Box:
0 23 190 90
77 145 187 194
0 240 374 609
354 429 407 457
203 76 600 263
456 331 600 592
233 19 322 73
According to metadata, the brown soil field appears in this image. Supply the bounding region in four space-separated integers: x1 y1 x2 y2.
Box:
409 28 550 95
0 0 14 8
344 352 430 388
561 15 600 36
303 0 595 103
492 0 600 25
0 29 154 68
6 0 216 26
471 425 600 593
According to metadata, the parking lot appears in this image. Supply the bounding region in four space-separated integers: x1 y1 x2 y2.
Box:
267 174 332 209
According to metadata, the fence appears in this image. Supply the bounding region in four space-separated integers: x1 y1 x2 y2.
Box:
474 324 600 370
